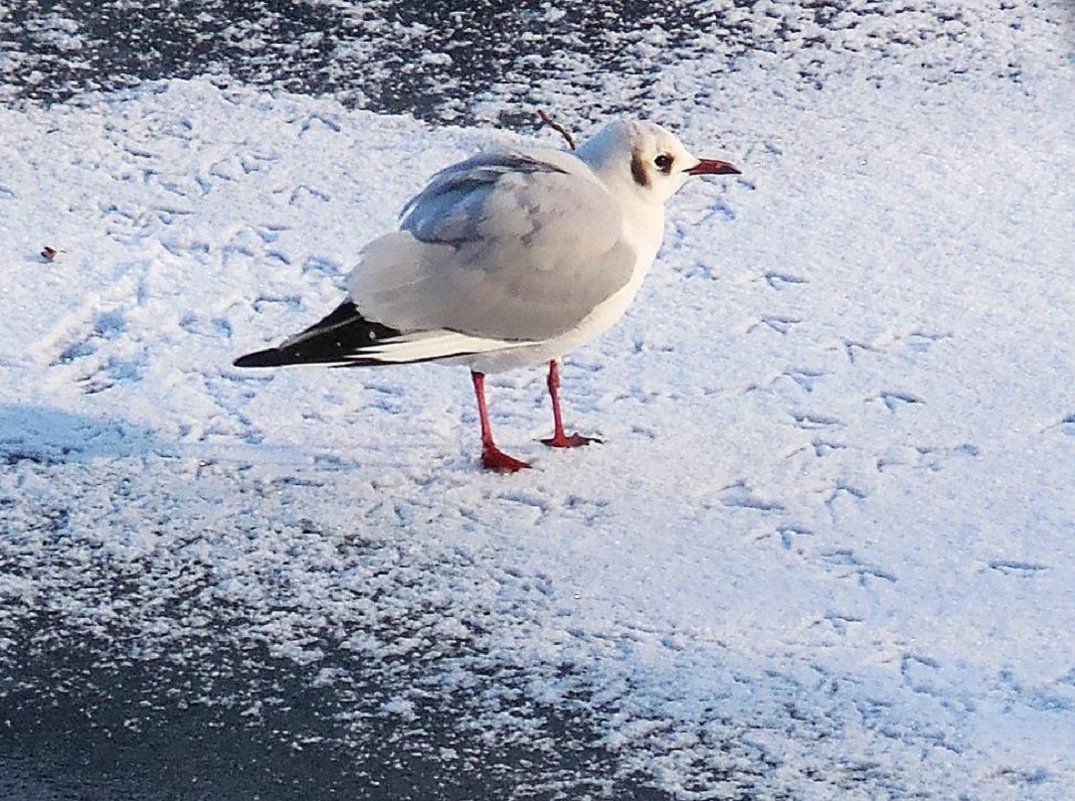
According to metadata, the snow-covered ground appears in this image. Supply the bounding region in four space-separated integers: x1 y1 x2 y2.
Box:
2 2 1074 798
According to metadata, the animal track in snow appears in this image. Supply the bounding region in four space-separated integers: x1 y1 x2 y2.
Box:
179 313 233 339
78 354 147 395
764 271 808 290
749 315 802 336
681 261 718 280
876 443 979 473
871 390 924 413
288 184 331 205
900 653 941 692
988 560 1050 577
302 255 342 277
748 368 828 396
252 294 303 313
159 236 211 258
295 113 342 135
496 490 552 523
776 523 813 550
824 481 867 522
791 412 844 430
819 549 896 586
903 331 951 353
254 223 290 244
55 310 127 365
205 152 280 182
826 481 866 502
785 439 851 461
840 331 952 364
782 367 826 392
718 480 785 512
811 439 848 457
150 206 193 225
562 494 612 525
842 339 878 363
823 612 864 635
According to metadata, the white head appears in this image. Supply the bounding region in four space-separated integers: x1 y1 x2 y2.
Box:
574 120 740 204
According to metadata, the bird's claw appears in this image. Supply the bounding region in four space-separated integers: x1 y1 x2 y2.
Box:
481 445 531 472
540 432 602 449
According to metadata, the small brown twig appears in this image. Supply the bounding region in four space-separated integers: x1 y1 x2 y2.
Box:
537 110 576 150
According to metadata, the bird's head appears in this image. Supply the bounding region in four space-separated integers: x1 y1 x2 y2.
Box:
575 120 740 204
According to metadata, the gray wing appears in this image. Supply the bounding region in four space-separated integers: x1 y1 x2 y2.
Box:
347 149 636 342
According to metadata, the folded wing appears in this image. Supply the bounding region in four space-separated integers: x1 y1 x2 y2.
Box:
349 148 636 342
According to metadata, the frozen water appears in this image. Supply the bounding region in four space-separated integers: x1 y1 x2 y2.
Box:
1 1 1074 798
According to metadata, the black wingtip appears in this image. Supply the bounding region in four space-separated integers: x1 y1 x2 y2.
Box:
232 301 407 369
233 349 287 368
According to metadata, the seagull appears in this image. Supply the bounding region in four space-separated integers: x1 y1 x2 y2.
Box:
234 120 739 471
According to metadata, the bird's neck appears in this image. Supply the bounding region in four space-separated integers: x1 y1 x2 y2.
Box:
619 195 666 271
580 156 667 270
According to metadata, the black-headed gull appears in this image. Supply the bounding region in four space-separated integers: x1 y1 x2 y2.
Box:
235 120 739 471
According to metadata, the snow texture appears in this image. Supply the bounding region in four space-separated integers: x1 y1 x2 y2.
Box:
2 1 1074 798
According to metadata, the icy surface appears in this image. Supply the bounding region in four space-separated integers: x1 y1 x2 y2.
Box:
2 2 1075 799
1 0 1070 126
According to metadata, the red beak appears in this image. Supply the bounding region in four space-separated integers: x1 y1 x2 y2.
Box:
685 158 741 176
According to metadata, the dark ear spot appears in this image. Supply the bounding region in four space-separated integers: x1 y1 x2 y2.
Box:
630 150 650 188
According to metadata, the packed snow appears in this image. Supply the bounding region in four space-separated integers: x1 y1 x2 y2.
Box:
1 2 1074 798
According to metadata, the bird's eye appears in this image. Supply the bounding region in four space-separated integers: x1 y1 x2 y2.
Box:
654 154 673 172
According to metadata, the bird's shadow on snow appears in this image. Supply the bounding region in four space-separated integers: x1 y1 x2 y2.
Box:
0 404 171 466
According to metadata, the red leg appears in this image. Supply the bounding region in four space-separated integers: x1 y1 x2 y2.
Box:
541 360 601 448
471 371 530 472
